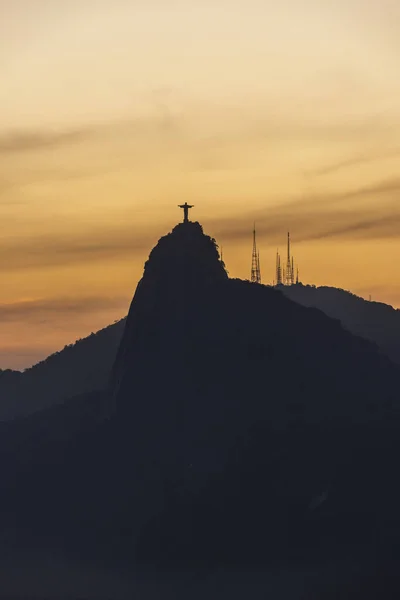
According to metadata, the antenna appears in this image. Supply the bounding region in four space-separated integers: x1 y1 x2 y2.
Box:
251 224 262 284
285 232 292 285
291 256 295 285
276 250 282 285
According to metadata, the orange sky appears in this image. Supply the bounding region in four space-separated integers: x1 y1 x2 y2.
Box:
1 0 400 369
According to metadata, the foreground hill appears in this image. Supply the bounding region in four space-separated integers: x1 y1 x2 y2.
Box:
0 318 125 419
1 220 399 599
281 284 400 365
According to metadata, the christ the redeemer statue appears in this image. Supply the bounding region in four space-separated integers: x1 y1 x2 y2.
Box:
178 202 194 223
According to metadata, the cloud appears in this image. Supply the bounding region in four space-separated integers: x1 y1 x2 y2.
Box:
347 177 400 199
0 295 128 323
0 105 185 157
196 110 400 151
0 128 93 155
1 176 399 273
0 166 108 200
312 147 400 176
212 206 400 245
209 177 400 245
0 105 394 161
0 224 158 272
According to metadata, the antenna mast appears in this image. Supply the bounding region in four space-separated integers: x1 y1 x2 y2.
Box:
291 256 295 285
285 232 292 286
251 225 262 284
276 250 282 285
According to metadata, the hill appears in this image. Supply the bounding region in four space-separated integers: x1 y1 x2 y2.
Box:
2 280 400 423
281 284 400 365
0 318 125 420
0 220 400 596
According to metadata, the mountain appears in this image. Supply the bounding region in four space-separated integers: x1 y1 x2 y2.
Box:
108 222 400 566
281 283 400 365
2 280 399 424
1 220 400 598
0 318 125 420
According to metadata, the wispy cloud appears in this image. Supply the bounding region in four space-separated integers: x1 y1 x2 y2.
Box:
209 177 400 244
0 225 158 271
0 128 92 155
312 147 400 176
1 176 399 273
0 166 106 200
1 107 395 160
0 295 128 323
0 106 185 157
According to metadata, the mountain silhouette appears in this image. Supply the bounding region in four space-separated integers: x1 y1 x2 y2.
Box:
106 222 400 565
282 283 400 365
1 219 400 597
0 318 125 420
2 270 400 423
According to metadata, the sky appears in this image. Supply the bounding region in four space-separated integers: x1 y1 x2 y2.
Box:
1 0 400 369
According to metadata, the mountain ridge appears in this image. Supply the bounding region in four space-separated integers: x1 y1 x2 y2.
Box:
281 283 400 364
2 279 400 420
0 219 400 596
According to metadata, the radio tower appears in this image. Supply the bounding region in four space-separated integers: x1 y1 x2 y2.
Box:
251 225 261 284
275 250 283 285
285 232 292 286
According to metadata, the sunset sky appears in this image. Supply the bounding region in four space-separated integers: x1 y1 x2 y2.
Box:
1 0 400 369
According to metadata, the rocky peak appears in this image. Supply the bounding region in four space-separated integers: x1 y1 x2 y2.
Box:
142 221 228 288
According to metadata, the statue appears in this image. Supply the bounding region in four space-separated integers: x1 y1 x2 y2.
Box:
178 202 194 223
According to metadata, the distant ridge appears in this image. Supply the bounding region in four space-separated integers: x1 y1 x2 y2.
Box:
281 284 400 365
0 318 125 419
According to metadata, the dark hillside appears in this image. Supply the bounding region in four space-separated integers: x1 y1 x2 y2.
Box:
0 221 399 597
282 284 400 365
2 281 400 423
0 319 125 419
